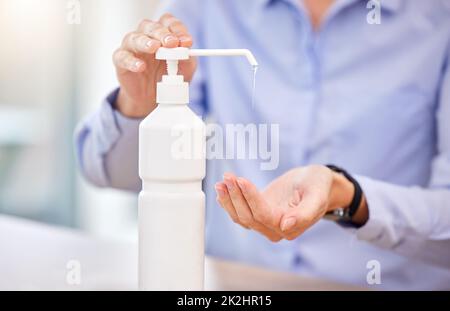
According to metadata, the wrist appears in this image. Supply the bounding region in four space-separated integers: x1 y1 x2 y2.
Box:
328 171 354 212
327 168 369 225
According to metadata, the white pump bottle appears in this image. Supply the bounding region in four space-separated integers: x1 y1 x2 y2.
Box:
138 47 258 291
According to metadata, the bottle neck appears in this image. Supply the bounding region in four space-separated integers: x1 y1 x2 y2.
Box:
156 75 189 105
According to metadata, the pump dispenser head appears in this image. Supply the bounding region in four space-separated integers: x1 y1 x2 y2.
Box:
156 47 259 74
155 47 258 105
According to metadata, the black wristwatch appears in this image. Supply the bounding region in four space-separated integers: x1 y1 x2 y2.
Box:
323 165 363 226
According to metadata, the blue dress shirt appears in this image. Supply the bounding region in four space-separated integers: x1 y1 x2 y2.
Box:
75 0 450 289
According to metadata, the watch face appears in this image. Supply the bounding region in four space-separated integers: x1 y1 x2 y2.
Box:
324 208 352 223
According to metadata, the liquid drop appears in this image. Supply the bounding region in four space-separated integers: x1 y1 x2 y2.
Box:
251 65 258 109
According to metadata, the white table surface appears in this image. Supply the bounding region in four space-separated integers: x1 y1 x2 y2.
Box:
0 216 364 291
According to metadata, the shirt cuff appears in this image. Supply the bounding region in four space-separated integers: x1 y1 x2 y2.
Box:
97 88 142 154
109 88 143 131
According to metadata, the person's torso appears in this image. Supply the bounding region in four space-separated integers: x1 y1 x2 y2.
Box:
176 0 450 289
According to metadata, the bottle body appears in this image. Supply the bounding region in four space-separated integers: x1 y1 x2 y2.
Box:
138 104 206 291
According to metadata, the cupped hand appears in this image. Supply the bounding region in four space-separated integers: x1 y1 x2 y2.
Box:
215 165 357 242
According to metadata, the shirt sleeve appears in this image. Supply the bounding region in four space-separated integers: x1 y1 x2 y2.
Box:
350 45 450 269
74 0 208 192
74 88 142 192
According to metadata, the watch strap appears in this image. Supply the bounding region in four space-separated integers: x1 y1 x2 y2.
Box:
324 165 363 223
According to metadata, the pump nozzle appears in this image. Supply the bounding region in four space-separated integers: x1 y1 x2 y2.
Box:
188 49 258 68
156 47 258 75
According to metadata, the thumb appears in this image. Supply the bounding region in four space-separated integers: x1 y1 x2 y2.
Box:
280 194 323 234
280 215 297 232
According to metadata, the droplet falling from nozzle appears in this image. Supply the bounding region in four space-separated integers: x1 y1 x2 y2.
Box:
251 65 258 109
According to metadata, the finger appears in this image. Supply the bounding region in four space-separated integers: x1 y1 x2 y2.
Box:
138 19 179 48
223 173 255 228
159 13 193 47
215 182 242 226
217 184 281 242
236 177 281 231
223 175 282 242
113 49 145 73
122 32 161 54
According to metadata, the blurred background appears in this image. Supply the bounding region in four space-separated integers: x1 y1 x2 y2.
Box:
0 0 161 241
